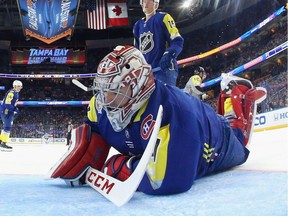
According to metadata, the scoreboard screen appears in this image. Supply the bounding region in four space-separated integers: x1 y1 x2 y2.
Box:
11 48 86 65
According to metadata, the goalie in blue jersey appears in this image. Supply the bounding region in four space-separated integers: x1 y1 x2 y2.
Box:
133 0 184 86
49 45 266 196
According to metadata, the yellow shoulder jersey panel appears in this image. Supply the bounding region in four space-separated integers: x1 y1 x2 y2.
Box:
191 75 202 87
87 96 98 122
147 124 170 189
4 92 14 104
162 13 181 40
134 100 149 122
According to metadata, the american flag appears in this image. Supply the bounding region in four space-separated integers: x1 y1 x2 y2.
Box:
86 0 107 30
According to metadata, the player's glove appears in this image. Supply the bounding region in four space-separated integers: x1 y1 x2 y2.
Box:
101 154 139 181
4 109 9 115
201 93 209 101
160 48 176 71
14 107 20 114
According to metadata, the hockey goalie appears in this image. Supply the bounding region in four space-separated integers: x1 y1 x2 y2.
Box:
47 45 266 205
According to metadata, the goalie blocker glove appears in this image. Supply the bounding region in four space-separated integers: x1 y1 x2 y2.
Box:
101 154 140 181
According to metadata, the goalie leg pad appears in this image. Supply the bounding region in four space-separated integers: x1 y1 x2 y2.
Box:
64 132 110 179
230 85 251 121
217 85 250 119
219 86 267 146
242 87 267 146
218 73 253 116
47 124 110 180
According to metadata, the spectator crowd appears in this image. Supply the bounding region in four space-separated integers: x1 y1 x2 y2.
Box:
0 2 286 139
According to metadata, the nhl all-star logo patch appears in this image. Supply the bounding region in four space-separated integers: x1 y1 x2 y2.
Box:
140 114 156 140
139 31 154 55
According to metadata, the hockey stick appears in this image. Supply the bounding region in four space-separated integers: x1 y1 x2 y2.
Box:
72 79 93 92
85 105 163 207
152 67 161 73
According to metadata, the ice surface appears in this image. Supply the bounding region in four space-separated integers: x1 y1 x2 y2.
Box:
0 128 287 216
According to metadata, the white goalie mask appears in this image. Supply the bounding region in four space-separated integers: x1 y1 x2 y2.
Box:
94 45 155 132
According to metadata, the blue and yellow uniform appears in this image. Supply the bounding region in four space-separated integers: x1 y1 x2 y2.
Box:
133 12 184 86
85 80 249 195
0 89 20 143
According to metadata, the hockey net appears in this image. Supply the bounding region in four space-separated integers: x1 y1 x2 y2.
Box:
41 133 54 145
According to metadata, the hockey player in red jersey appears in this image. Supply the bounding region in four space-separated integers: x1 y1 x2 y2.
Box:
48 45 266 196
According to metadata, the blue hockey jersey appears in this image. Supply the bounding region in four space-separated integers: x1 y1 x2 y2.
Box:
85 80 249 195
133 12 183 70
0 89 20 115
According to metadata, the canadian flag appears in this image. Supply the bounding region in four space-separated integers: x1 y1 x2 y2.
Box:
107 0 129 27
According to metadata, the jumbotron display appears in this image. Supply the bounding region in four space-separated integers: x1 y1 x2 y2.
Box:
11 47 86 65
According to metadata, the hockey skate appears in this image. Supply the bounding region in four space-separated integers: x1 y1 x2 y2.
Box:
0 142 13 152
218 73 267 146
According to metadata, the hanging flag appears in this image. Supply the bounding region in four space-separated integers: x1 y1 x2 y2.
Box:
107 0 129 27
86 0 107 30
